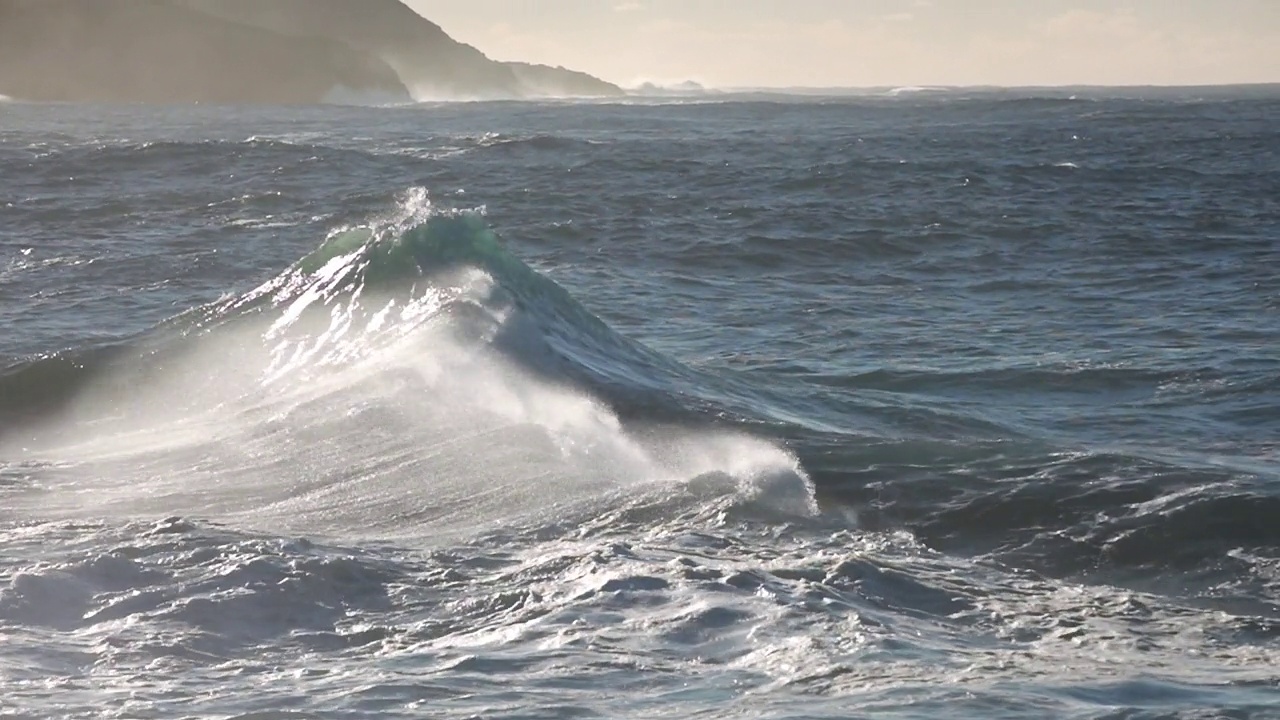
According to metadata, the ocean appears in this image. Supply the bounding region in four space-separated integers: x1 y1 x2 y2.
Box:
1 88 1277 719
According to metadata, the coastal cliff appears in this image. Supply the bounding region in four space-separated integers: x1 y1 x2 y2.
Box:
0 0 410 104
0 0 622 104
177 0 624 99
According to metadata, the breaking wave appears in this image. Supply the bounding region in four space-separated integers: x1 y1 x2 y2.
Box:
1 190 815 539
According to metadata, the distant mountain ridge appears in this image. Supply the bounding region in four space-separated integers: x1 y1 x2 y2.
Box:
0 0 621 104
175 0 623 99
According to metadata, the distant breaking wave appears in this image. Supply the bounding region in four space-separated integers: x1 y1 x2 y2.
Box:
886 85 949 96
628 80 712 97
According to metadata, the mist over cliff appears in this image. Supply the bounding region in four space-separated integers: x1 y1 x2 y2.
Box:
0 0 621 104
176 0 622 99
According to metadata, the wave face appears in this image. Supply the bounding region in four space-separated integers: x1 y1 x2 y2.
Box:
2 193 814 538
1 92 1279 719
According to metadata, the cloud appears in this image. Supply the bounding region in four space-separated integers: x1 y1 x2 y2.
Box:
614 2 643 12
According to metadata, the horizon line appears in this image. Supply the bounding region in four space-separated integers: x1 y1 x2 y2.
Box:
637 81 1280 91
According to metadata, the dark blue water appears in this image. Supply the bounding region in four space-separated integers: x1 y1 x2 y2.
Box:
1 89 1278 719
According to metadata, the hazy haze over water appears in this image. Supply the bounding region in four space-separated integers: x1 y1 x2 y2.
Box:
409 0 1280 88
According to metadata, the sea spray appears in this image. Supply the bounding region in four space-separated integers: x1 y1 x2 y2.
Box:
3 193 815 538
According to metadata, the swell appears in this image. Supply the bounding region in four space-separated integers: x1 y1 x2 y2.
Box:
16 133 603 170
473 133 602 153
806 435 1280 609
814 365 1227 396
31 138 355 165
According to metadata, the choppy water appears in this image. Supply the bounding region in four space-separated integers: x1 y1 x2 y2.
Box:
1 88 1278 719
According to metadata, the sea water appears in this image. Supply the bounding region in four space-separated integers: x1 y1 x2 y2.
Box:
1 88 1277 718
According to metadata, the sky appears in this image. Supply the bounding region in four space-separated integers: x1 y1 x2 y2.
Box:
404 0 1280 88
